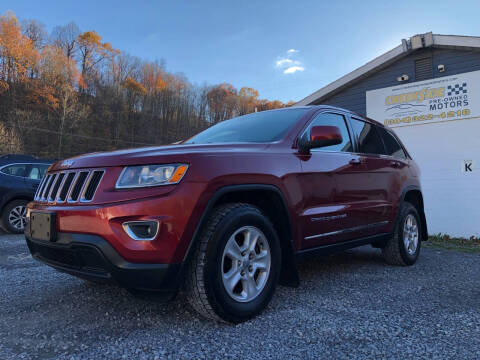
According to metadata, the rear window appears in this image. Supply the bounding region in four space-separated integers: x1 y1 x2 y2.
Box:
27 164 50 180
350 119 385 155
377 127 407 159
0 164 28 177
185 108 310 144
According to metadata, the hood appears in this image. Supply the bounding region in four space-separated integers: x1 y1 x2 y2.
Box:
50 143 270 171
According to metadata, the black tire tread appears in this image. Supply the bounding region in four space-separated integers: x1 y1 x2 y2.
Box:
382 202 418 266
185 203 263 323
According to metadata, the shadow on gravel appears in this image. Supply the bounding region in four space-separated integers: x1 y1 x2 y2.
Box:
32 247 389 326
2 235 480 359
6 246 389 336
297 246 386 280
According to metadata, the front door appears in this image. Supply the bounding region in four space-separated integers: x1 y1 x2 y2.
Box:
298 111 368 249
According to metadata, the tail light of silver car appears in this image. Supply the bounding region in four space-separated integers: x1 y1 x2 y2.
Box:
35 169 105 203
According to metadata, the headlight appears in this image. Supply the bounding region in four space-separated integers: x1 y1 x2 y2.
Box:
115 164 188 188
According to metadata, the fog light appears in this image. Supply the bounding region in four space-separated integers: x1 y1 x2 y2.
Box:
122 221 159 241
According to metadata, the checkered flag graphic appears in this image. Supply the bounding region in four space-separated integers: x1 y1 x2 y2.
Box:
447 83 467 96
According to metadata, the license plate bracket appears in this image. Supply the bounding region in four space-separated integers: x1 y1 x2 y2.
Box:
30 212 57 242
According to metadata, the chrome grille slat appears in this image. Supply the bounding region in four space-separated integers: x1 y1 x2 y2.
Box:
81 170 105 202
35 176 48 200
49 173 65 202
34 169 104 204
44 174 55 200
65 172 80 202
46 174 58 201
68 171 89 202
39 175 52 200
58 172 76 202
79 171 94 201
42 174 56 201
54 172 68 202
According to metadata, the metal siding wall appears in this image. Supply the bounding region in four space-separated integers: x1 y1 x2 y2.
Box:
318 48 480 117
314 47 480 237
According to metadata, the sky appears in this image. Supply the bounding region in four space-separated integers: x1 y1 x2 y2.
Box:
3 0 480 102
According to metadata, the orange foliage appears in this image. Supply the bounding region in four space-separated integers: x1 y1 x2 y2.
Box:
40 46 79 88
141 62 166 93
0 79 8 93
0 10 291 157
0 12 39 82
123 77 147 95
77 30 117 78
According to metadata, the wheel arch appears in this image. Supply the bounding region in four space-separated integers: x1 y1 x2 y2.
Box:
183 184 299 288
401 186 428 241
1 195 32 213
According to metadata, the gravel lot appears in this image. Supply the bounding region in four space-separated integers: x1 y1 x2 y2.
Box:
1 234 479 360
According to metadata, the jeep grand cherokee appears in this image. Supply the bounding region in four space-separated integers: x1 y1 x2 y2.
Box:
25 106 427 323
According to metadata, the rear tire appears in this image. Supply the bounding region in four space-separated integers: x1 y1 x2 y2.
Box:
2 199 28 234
382 202 422 266
185 203 281 323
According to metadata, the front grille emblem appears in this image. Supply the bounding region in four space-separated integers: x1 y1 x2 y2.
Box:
60 160 74 168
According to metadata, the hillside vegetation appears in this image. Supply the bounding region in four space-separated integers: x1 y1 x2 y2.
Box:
0 11 292 159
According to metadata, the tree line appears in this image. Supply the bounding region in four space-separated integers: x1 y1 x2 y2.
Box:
0 11 293 159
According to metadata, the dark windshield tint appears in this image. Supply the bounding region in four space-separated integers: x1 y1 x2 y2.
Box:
185 108 309 144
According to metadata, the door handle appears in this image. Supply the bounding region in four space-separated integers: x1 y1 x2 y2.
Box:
349 158 362 165
390 161 401 168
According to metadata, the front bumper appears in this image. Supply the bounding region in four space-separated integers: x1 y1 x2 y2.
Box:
26 181 207 264
25 232 182 293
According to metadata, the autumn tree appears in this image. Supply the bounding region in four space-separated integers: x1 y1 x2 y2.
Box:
207 83 238 124
22 19 47 51
0 11 288 159
51 22 80 60
39 45 83 157
123 77 146 144
77 31 116 92
0 12 39 85
238 87 259 115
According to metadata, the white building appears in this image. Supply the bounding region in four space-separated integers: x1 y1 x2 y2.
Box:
297 33 480 237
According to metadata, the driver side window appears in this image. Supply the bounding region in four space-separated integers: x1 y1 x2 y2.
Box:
303 113 353 152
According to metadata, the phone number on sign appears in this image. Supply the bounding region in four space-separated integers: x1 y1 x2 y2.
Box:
384 108 471 126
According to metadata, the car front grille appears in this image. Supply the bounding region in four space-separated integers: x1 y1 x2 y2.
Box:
35 169 105 203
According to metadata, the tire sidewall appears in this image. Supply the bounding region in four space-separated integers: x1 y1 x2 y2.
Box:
2 200 28 234
397 203 422 265
203 207 281 322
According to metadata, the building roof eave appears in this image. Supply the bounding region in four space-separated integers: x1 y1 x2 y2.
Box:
295 33 480 106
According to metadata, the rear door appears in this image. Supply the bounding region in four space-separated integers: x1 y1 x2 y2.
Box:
375 126 411 225
347 117 395 235
0 164 30 203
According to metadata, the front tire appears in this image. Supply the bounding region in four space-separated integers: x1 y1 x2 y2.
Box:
185 203 281 323
382 202 422 266
2 199 28 234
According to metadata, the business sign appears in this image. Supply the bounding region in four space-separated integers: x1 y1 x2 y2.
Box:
366 70 480 128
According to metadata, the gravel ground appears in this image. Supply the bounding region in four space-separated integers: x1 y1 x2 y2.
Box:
1 234 479 360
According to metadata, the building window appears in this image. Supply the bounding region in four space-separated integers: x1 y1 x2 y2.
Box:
415 57 433 81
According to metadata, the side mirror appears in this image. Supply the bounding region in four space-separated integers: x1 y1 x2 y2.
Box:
299 125 343 152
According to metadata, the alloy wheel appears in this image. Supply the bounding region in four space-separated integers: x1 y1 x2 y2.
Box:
221 226 271 302
8 205 27 231
403 214 419 255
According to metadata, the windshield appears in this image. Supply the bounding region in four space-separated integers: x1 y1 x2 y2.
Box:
184 108 309 144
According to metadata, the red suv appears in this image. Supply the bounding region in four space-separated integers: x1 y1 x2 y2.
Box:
25 106 427 323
